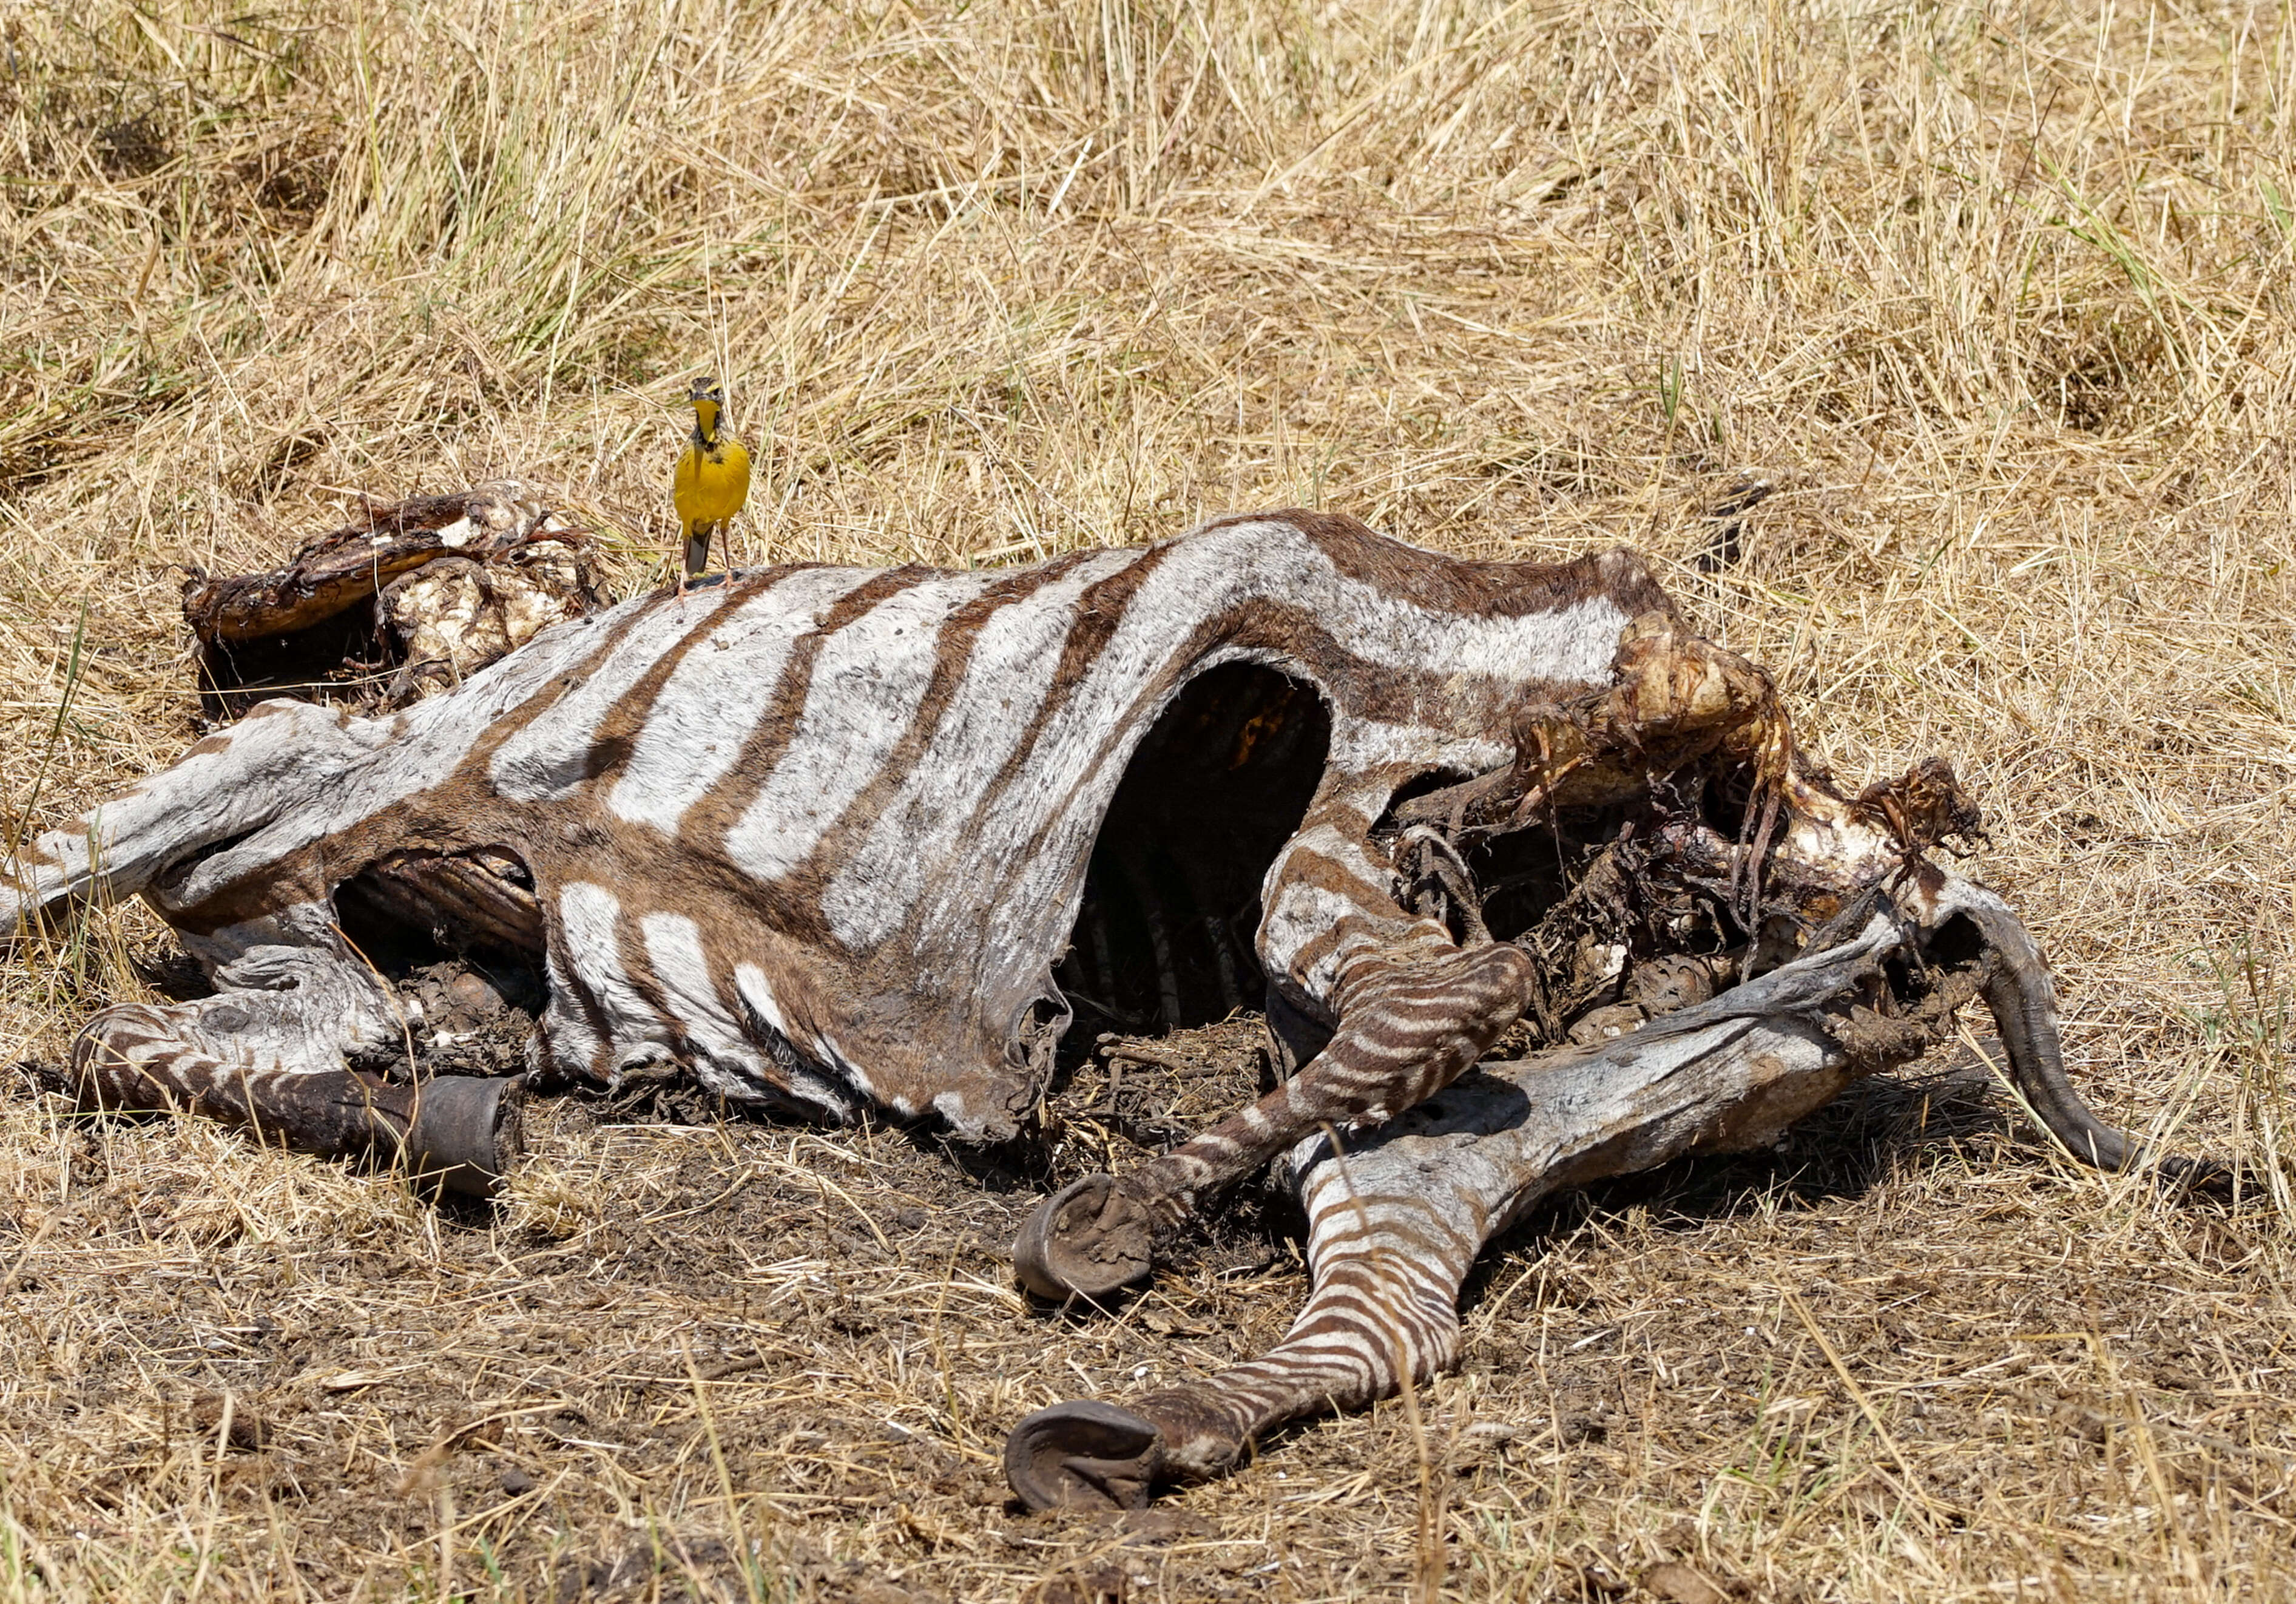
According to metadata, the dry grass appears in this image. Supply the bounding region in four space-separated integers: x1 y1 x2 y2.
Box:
4 0 2296 1597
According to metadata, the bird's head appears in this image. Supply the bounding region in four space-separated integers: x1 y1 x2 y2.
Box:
687 376 725 438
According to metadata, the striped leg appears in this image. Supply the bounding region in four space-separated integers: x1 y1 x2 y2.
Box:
1015 809 1535 1299
1128 938 1536 1210
1006 916 1909 1508
1007 1151 1481 1508
72 935 522 1196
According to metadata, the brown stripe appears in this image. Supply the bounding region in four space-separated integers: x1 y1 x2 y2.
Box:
791 553 1102 897
1194 509 1679 622
972 544 1164 819
677 565 948 879
462 587 691 776
579 566 814 784
541 936 614 1082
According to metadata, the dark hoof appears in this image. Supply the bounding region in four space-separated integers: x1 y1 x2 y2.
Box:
1005 1399 1163 1511
405 1075 524 1197
2161 1152 2241 1199
1012 1174 1154 1300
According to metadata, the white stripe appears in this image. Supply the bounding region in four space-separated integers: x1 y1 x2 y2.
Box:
1206 518 1632 682
638 912 756 1066
536 946 605 1076
607 568 874 835
640 912 859 1120
556 882 670 1053
823 552 1137 946
723 573 998 883
1326 716 1507 774
490 592 735 802
814 1030 889 1109
732 963 799 1046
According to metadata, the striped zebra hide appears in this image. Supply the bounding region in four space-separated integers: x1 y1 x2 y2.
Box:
4 501 2194 1507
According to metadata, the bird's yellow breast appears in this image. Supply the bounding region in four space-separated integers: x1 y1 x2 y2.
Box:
674 436 752 526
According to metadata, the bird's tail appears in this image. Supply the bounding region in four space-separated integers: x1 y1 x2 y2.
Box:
683 524 714 579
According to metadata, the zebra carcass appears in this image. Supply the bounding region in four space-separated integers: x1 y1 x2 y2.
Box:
2 500 2195 1507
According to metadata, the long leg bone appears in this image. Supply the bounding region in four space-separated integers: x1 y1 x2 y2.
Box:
1006 901 1969 1509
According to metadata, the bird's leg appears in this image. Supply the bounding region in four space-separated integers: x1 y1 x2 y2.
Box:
680 520 714 592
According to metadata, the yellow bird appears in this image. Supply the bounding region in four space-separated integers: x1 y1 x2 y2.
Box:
671 376 752 590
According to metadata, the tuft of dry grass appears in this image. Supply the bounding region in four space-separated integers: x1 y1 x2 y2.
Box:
5 1 2296 1597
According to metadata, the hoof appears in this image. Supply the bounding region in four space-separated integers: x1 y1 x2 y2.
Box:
2160 1151 2239 1197
1005 1400 1163 1511
405 1075 524 1197
1013 1174 1154 1300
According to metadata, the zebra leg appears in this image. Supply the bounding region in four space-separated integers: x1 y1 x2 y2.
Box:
1016 808 1531 1299
72 920 522 1196
1008 1137 1484 1509
1006 915 1914 1508
3 697 381 932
